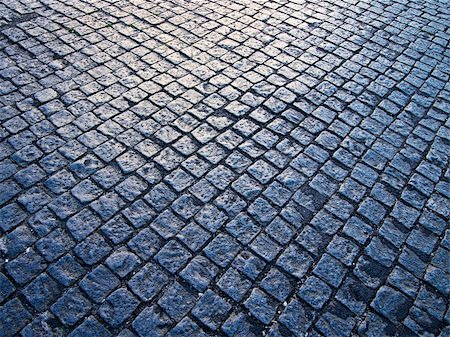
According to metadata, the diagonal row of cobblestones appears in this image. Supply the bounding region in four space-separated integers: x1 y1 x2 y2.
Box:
0 0 449 336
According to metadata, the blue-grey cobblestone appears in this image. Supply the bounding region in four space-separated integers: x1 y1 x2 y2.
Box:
0 0 448 335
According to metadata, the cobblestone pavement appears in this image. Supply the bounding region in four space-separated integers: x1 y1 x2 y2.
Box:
0 0 449 336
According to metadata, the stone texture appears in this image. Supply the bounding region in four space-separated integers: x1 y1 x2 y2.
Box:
0 0 448 336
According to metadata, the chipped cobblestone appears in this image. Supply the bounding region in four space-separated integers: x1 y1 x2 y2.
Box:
0 0 449 335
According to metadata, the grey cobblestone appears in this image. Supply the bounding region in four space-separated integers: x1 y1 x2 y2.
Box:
50 288 91 326
0 0 449 335
192 289 232 330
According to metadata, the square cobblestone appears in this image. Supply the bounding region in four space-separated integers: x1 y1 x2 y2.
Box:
192 290 232 330
0 1 448 335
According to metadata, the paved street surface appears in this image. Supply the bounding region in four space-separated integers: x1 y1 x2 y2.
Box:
0 0 449 336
